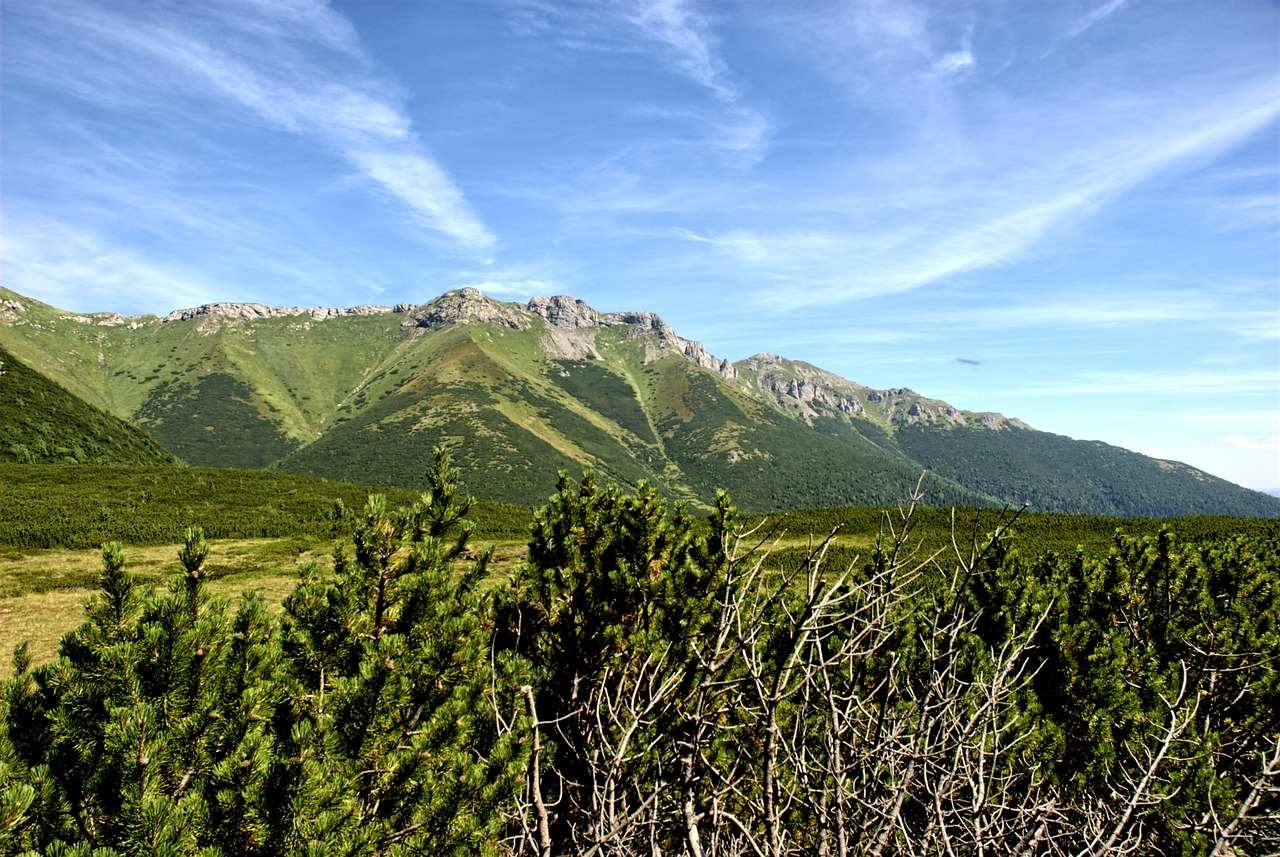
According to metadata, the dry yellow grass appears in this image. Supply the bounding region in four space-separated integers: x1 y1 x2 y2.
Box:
0 539 327 678
0 535 529 678
0 588 90 671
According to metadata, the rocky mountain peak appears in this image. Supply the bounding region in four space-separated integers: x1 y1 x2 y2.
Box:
407 288 529 330
978 413 1033 431
526 294 603 328
526 294 736 378
741 354 870 421
739 354 1028 430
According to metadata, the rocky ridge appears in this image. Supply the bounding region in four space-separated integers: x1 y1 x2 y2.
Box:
5 283 1277 517
162 302 400 324
526 294 737 378
410 289 737 378
405 288 529 331
10 285 1008 432
742 354 871 421
123 289 738 377
741 353 1030 430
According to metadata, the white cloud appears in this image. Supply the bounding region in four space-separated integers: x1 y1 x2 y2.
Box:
1067 0 1133 40
850 0 932 60
220 0 364 56
728 76 1280 309
23 0 494 254
833 0 976 86
1 222 214 314
350 150 495 252
1212 195 1280 233
931 49 974 76
928 24 975 77
1224 434 1280 450
938 296 1216 329
627 0 772 164
1020 369 1279 397
510 0 770 165
458 280 556 299
629 0 735 102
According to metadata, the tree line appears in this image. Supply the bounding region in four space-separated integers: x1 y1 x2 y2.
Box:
1 449 1276 855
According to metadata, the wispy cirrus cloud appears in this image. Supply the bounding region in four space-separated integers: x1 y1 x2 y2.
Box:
1 222 215 313
17 0 494 254
216 0 364 56
510 0 770 164
1067 0 1133 40
629 0 737 103
686 73 1280 309
930 46 974 77
512 0 739 102
1225 434 1280 450
626 0 774 163
930 292 1277 334
849 0 933 62
1017 369 1279 397
825 0 976 87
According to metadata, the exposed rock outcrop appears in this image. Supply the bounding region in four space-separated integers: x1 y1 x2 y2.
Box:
1 299 27 323
742 353 872 421
864 389 969 427
739 353 1022 431
61 313 130 326
162 302 396 324
153 287 733 375
978 413 1032 431
406 288 528 330
527 293 734 375
838 397 864 415
526 294 601 328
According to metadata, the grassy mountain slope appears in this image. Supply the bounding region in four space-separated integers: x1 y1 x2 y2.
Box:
280 314 990 509
894 423 1280 517
643 355 983 510
275 325 598 505
1 287 411 468
4 286 1276 517
0 345 178 466
128 314 410 468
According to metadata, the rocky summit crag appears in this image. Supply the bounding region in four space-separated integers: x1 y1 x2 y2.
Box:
2 284 1277 516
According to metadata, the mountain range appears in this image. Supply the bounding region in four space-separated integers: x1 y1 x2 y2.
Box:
3 285 1277 517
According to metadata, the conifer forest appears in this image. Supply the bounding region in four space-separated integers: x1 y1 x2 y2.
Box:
1 448 1276 856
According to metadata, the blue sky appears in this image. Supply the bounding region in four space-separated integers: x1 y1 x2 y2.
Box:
3 0 1278 491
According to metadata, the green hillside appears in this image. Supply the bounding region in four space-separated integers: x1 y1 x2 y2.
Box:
0 345 178 466
3 285 1276 517
895 423 1280 517
279 317 993 509
645 358 984 510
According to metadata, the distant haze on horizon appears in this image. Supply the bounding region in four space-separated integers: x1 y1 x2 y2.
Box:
2 0 1277 491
